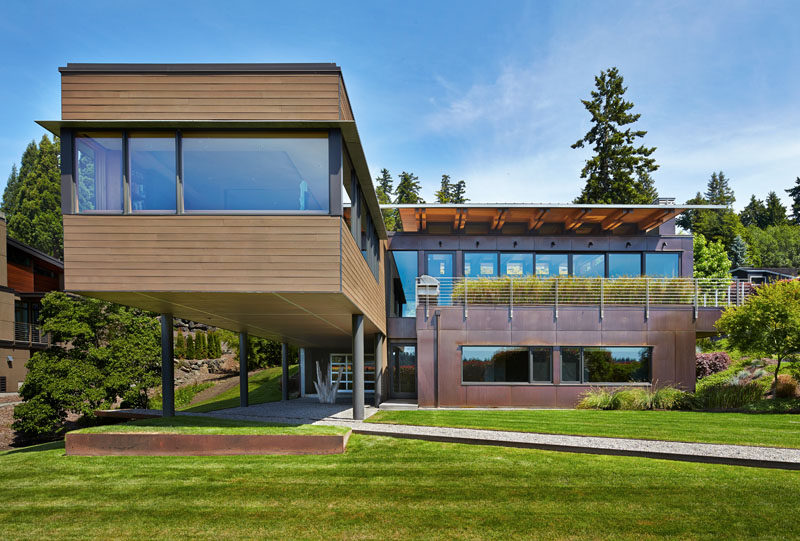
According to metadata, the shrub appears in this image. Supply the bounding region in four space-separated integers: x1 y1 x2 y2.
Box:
576 388 616 409
775 375 798 398
578 386 688 410
653 386 690 410
696 352 732 379
175 330 186 360
186 334 195 360
692 382 763 410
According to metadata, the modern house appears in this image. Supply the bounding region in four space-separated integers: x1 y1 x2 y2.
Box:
40 62 738 416
0 216 64 392
730 266 798 285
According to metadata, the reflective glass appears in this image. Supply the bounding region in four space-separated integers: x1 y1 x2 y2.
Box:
501 253 533 276
561 347 581 382
75 133 123 213
583 347 651 383
462 346 528 383
182 134 328 211
608 253 641 277
531 347 552 382
535 254 569 277
573 253 604 277
391 251 418 317
391 345 417 394
645 253 680 277
129 134 176 212
464 252 497 277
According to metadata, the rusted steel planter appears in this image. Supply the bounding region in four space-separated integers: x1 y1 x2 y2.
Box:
66 430 351 456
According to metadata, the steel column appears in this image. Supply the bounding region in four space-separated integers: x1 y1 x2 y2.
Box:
352 314 365 420
374 333 384 407
239 332 248 408
281 342 289 401
160 314 174 417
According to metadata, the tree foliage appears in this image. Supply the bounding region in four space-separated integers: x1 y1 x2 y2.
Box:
2 135 63 258
434 174 468 204
786 176 800 225
728 235 749 268
739 195 766 228
572 67 658 204
762 191 788 227
716 279 800 393
394 171 424 204
743 224 800 267
704 171 735 206
678 172 742 252
374 168 397 231
693 233 730 279
13 292 160 437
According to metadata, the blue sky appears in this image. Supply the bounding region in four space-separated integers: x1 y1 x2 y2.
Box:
1 0 798 209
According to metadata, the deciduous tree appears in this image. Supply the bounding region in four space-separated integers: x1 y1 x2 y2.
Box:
693 233 730 279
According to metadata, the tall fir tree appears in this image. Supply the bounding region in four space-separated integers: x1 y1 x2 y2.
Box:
704 171 735 206
374 168 397 231
739 195 767 228
435 175 453 203
675 192 707 232
785 176 800 225
2 135 63 258
175 330 186 360
762 191 788 227
450 180 468 204
394 171 424 204
729 235 749 269
572 67 659 204
186 334 195 360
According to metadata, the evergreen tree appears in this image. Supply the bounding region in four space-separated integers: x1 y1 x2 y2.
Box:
762 191 788 227
435 175 453 203
704 171 735 206
374 168 397 231
394 172 424 204
175 330 186 360
572 67 658 204
729 235 749 269
739 195 767 228
785 176 800 225
186 334 195 360
675 192 707 232
2 135 63 258
2 164 19 216
197 331 207 359
450 179 468 204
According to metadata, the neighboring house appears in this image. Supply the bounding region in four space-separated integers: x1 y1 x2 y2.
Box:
730 266 798 285
0 215 64 392
40 62 732 416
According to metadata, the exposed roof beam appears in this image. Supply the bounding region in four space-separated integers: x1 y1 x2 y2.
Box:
491 208 507 230
420 209 427 230
600 209 631 231
527 209 548 231
638 209 682 232
564 209 590 231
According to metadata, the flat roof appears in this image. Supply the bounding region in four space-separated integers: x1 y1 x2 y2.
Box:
58 62 341 74
381 203 725 233
7 237 64 269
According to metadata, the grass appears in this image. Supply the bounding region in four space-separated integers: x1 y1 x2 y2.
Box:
182 364 298 413
0 435 797 539
72 415 348 436
368 409 800 448
149 382 214 410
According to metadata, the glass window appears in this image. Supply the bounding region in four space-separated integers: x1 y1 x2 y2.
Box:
531 347 552 382
608 253 641 277
573 254 604 277
427 253 453 278
75 132 123 213
536 254 569 277
182 134 328 212
583 347 651 383
391 251 418 317
464 252 497 277
462 346 529 383
501 253 533 276
129 133 176 212
391 345 417 395
645 253 680 277
561 347 581 382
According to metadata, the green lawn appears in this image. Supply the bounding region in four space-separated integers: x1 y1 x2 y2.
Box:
73 415 347 436
368 409 800 448
0 435 797 539
182 364 298 413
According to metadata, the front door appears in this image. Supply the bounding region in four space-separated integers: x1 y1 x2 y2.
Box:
390 344 417 398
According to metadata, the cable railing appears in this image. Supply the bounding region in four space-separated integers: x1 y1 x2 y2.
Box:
14 322 50 346
415 276 754 318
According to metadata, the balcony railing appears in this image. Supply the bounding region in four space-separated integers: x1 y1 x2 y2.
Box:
415 276 754 318
14 322 50 346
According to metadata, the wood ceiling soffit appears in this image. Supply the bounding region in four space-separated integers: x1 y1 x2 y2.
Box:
491 208 507 230
600 209 630 231
527 209 548 231
638 208 681 232
564 209 590 231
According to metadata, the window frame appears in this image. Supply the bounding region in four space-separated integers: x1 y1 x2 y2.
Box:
559 346 653 385
461 345 554 385
644 252 681 278
463 251 500 278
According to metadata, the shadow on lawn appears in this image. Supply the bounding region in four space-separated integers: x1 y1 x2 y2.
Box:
4 440 65 454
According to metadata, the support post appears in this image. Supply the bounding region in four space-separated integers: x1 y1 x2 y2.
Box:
239 331 248 408
160 314 174 417
374 333 384 407
645 278 650 320
299 348 306 397
281 342 289 401
352 314 365 420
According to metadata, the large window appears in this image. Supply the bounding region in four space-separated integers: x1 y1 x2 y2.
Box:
501 253 533 276
462 346 530 383
464 252 497 277
129 133 176 213
536 254 568 277
608 253 641 277
75 132 123 213
561 346 651 383
573 254 604 277
390 251 418 317
645 253 680 277
182 133 328 212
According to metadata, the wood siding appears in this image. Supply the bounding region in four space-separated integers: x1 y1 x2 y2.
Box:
62 74 353 121
7 263 34 292
341 222 386 333
63 215 342 293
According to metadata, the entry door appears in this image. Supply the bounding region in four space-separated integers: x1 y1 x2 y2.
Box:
390 344 417 398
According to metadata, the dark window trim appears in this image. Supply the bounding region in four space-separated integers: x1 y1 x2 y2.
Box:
560 345 652 384
461 345 554 385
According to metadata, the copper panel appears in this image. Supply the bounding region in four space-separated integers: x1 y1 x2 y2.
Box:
648 331 676 385
601 330 647 346
511 308 558 332
600 308 647 331
416 330 435 407
555 308 602 331
647 308 694 331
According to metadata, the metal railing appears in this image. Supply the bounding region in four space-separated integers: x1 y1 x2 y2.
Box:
416 276 754 318
14 322 50 346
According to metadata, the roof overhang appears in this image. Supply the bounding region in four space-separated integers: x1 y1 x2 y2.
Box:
7 237 64 268
38 119 386 240
58 62 341 75
381 203 727 233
